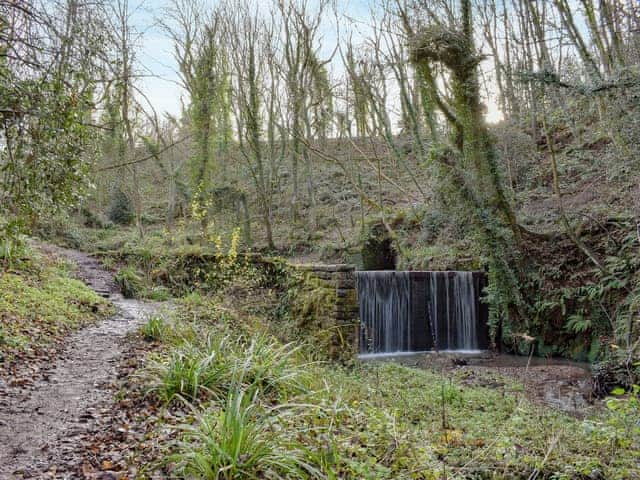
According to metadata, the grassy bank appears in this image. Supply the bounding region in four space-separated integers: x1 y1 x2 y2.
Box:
0 243 111 367
129 294 639 480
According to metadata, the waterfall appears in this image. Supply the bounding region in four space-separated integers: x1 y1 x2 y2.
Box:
357 272 411 353
357 271 488 354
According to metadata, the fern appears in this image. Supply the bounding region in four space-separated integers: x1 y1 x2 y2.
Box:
565 314 592 334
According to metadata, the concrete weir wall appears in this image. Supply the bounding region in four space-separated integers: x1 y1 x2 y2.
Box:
294 264 359 360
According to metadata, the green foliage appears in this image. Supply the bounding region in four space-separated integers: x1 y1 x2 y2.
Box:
144 319 310 405
145 286 172 301
565 314 592 334
361 221 396 270
418 208 448 244
108 189 134 226
170 390 315 480
118 278 640 478
81 207 113 229
141 314 166 342
0 233 27 269
115 266 144 299
145 341 231 403
32 213 86 249
0 247 110 360
582 384 640 469
0 68 95 240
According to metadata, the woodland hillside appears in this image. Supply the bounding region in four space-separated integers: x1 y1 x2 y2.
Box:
11 0 635 364
1 1 640 477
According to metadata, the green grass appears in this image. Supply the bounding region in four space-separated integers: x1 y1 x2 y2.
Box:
143 318 311 404
140 314 166 342
0 246 111 361
115 265 144 298
170 389 320 480
145 340 232 403
134 296 640 480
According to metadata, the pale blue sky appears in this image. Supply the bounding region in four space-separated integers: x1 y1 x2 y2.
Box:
131 0 374 118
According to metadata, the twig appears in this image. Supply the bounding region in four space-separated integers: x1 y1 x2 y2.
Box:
96 135 192 171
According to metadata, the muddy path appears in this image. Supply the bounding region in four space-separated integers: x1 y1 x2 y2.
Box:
0 246 158 479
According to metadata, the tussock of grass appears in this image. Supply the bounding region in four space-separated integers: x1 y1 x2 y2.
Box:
145 339 232 403
115 265 144 298
144 321 311 404
171 389 321 480
140 314 166 342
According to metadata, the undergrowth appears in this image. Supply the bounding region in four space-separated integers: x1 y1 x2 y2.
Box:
134 295 640 480
0 244 111 364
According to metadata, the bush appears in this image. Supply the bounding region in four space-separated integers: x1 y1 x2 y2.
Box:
81 207 113 229
31 213 85 249
108 188 134 225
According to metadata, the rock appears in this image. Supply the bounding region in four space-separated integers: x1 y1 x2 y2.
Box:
451 357 468 366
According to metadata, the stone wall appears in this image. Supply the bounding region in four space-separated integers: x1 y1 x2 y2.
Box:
294 264 359 361
105 248 361 360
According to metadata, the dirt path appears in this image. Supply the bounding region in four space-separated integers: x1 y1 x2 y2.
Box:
0 247 157 479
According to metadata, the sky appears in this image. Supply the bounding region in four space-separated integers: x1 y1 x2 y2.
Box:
132 0 373 119
131 0 505 124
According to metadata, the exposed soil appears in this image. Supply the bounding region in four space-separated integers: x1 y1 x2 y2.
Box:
0 246 158 479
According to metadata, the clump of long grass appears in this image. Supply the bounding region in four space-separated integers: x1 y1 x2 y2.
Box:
144 329 312 405
140 314 165 341
144 334 232 403
114 265 144 298
170 389 322 480
233 334 312 398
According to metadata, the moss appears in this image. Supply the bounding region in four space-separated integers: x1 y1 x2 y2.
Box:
361 221 396 270
0 248 111 361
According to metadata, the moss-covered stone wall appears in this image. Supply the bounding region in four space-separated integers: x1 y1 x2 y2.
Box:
294 264 359 361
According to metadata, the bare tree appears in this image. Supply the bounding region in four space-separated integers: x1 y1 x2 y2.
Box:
225 1 285 249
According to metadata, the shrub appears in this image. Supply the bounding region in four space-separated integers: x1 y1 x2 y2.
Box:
108 188 134 225
81 207 113 229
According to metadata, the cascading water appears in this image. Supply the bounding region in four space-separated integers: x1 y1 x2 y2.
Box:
357 271 488 355
357 272 411 353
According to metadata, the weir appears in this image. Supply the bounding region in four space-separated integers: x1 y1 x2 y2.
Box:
357 271 489 355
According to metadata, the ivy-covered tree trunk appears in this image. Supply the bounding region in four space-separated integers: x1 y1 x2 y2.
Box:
405 0 527 342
